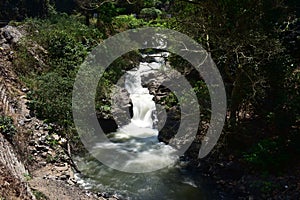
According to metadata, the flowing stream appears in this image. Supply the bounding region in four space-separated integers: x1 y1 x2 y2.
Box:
74 52 217 199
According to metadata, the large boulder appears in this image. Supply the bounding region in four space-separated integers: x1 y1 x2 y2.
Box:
0 25 23 45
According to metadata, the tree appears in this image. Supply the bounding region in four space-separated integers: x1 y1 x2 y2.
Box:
75 0 133 26
0 0 53 21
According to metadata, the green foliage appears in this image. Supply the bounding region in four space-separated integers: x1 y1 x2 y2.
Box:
160 92 178 110
112 14 146 31
47 30 87 72
0 116 16 142
143 0 162 8
32 189 47 200
16 15 104 130
24 14 102 49
26 72 74 127
12 39 44 76
140 7 162 20
97 1 122 24
243 138 291 173
6 1 299 179
18 15 144 133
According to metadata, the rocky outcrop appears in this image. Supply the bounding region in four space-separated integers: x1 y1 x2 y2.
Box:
0 25 36 199
111 82 132 128
0 130 34 199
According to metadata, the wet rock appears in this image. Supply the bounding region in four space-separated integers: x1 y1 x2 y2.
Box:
110 84 132 128
98 118 118 134
158 107 181 144
101 192 110 198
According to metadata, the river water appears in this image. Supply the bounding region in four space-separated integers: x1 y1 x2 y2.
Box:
73 52 218 199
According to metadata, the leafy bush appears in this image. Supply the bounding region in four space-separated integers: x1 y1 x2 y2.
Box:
24 14 102 49
47 30 87 72
0 116 16 142
140 7 162 20
20 16 143 133
18 15 102 129
12 39 44 76
26 72 74 127
112 14 146 31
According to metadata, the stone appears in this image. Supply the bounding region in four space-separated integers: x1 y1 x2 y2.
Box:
41 152 48 158
110 84 132 128
101 192 109 198
43 123 49 129
55 163 68 172
4 181 10 186
25 114 31 119
35 124 40 130
59 175 68 180
28 146 37 153
47 150 56 158
22 88 30 93
35 145 48 152
39 161 47 166
58 138 67 145
1 26 23 44
24 118 32 123
52 134 60 141
18 120 25 126
67 179 75 185
38 136 47 144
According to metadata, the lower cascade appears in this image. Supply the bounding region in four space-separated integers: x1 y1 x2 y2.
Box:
74 52 216 199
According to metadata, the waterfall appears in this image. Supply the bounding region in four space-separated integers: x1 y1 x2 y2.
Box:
73 52 215 199
89 52 177 172
125 70 156 129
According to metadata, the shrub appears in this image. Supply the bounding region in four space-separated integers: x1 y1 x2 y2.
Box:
112 14 146 31
0 116 16 142
26 72 74 128
140 7 162 20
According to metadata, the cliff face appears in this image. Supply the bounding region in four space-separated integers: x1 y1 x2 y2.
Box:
0 25 35 199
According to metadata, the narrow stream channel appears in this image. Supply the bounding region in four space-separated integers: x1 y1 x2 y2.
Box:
74 52 218 200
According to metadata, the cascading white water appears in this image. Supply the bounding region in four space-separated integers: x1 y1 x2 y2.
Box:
123 69 156 131
73 52 215 199
87 52 177 172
